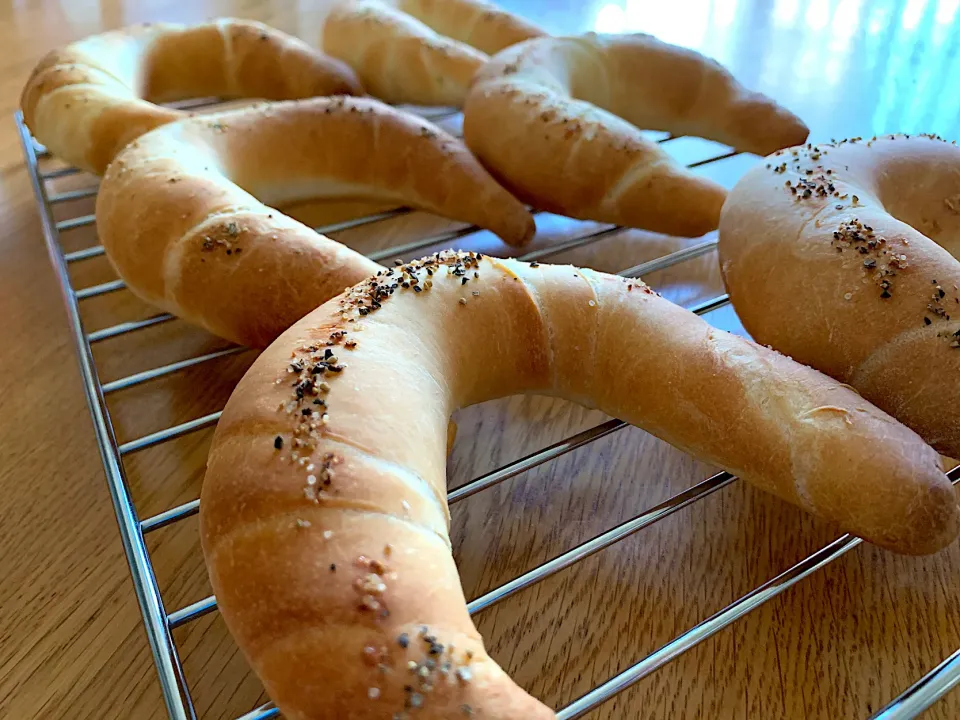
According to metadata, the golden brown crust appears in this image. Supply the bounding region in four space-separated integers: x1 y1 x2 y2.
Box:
719 134 960 457
321 0 543 107
463 33 809 237
201 252 958 720
397 0 545 55
20 19 363 174
95 97 534 347
323 0 488 107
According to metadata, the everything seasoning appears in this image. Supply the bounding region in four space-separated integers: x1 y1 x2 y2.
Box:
272 251 657 462
768 144 837 202
927 279 960 341
272 252 489 471
361 625 479 718
769 135 955 208
272 251 658 462
830 219 905 299
769 135 960 343
200 220 244 256
353 620 480 717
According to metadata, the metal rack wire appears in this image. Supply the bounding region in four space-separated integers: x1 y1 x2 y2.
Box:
16 106 960 720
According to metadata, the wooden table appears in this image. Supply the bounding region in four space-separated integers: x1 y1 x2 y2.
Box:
1 1 958 718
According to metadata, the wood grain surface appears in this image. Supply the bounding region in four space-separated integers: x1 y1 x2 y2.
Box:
1 1 959 719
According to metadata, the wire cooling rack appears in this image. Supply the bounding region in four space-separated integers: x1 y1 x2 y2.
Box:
16 104 960 720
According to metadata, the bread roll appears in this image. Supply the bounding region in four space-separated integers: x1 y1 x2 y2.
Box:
463 33 809 237
201 251 958 720
322 0 487 107
21 19 363 175
396 0 545 55
321 0 542 107
96 98 535 347
719 134 960 457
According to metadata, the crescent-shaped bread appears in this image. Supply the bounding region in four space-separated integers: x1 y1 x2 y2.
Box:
322 0 488 107
96 98 535 347
322 0 544 107
463 33 810 237
201 252 958 720
719 134 960 457
396 0 546 55
21 19 363 175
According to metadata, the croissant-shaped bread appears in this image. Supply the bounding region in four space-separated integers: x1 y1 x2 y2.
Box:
464 33 810 237
720 134 960 458
202 252 958 720
21 19 362 174
96 98 535 347
322 0 544 106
